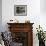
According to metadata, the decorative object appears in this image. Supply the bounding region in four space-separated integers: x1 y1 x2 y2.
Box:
8 19 19 23
14 5 27 16
36 25 45 46
25 20 30 23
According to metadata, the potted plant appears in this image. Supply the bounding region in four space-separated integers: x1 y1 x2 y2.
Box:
36 25 45 46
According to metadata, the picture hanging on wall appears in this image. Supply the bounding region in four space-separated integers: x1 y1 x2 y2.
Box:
14 5 27 16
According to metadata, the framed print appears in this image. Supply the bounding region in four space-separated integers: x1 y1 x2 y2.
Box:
14 5 27 16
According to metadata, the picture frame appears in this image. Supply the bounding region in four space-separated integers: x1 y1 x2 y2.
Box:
14 5 27 16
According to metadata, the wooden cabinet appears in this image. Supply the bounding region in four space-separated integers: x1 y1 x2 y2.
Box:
7 23 34 46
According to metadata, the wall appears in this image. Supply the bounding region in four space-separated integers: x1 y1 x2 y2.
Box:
40 0 46 31
2 0 46 46
2 0 40 30
0 0 2 32
40 0 46 13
